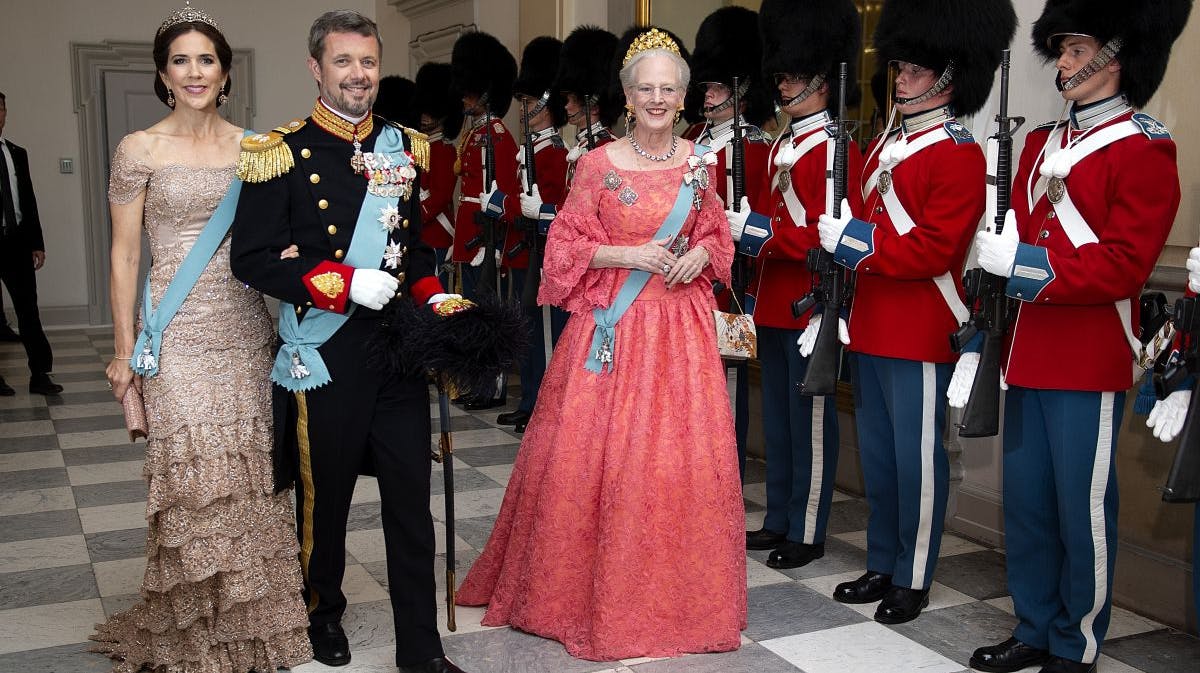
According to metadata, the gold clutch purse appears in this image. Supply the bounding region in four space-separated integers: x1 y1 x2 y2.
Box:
122 386 148 442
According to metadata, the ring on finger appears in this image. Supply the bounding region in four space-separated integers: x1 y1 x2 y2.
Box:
662 263 670 273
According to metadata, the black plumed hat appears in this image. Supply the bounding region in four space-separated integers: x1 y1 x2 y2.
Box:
450 30 517 117
514 36 567 128
1031 0 1193 108
415 62 463 139
555 26 621 126
691 6 775 127
873 0 1018 116
374 75 419 129
760 0 863 111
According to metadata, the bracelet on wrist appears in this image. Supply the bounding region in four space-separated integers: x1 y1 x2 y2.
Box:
113 355 132 360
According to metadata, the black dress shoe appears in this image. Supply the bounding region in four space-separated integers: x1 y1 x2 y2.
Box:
514 421 527 433
464 397 505 410
833 571 893 604
746 527 787 550
398 656 467 673
0 377 13 397
29 374 63 396
874 585 929 624
1039 656 1096 673
969 637 1050 672
496 409 530 425
766 541 825 569
308 622 350 666
0 325 19 342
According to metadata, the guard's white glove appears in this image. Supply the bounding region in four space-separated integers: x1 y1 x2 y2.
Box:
520 184 544 220
726 196 751 242
1186 247 1200 293
796 313 850 357
1147 389 1192 442
349 268 399 310
947 352 980 408
975 209 1020 277
419 188 431 203
817 198 854 253
469 248 503 267
480 180 500 209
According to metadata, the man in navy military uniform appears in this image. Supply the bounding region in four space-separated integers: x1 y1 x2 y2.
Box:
230 11 467 673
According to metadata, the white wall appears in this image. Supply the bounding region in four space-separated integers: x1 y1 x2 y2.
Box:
0 0 410 321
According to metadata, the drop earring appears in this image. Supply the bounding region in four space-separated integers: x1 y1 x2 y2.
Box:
625 103 635 131
674 106 683 125
167 89 175 108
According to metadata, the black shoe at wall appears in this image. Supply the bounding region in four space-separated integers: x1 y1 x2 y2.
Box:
969 637 1050 672
874 585 929 624
29 374 62 396
308 622 351 666
746 527 787 550
496 409 530 425
832 571 893 604
766 541 825 569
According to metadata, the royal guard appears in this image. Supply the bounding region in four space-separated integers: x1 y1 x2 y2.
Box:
727 0 862 567
815 0 1016 623
688 5 775 482
967 1 1188 671
554 26 621 186
374 75 418 128
414 62 463 281
497 36 570 433
448 31 520 302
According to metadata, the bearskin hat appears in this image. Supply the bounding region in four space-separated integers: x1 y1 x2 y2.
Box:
606 25 693 126
415 62 463 139
514 36 568 128
874 0 1018 117
691 6 775 127
760 0 863 112
555 26 622 126
450 30 518 117
1031 0 1192 108
374 75 419 129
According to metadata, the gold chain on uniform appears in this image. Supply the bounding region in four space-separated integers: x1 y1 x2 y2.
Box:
311 100 374 143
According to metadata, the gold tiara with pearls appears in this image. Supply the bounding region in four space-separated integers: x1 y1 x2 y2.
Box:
622 28 681 67
157 1 219 36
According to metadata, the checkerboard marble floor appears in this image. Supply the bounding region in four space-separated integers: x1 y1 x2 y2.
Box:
2 328 1198 673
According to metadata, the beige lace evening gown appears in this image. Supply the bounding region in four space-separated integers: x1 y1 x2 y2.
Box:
90 136 312 672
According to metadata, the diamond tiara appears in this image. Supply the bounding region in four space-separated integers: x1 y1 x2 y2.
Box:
622 28 681 67
157 1 219 36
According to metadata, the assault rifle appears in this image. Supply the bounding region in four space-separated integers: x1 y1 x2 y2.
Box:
729 76 750 314
950 49 1024 437
508 97 545 309
1158 294 1200 502
466 100 501 295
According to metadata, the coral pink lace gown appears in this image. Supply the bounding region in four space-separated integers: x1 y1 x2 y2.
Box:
456 144 747 661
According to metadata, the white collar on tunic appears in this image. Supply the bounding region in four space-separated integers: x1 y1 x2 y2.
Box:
1070 94 1132 131
900 105 953 134
788 110 831 139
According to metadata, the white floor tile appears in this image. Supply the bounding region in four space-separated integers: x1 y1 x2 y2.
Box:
0 598 107 654
474 464 513 488
0 450 64 472
93 557 146 597
0 393 48 409
832 529 869 551
429 488 507 521
437 428 520 450
761 621 962 673
68 460 145 486
343 563 389 605
746 557 791 588
57 428 134 449
1105 605 1166 640
77 501 147 534
745 509 766 531
48 401 124 419
985 596 1015 615
0 534 90 573
742 481 768 507
435 603 502 637
0 419 55 438
352 476 381 504
938 533 986 557
0 485 76 516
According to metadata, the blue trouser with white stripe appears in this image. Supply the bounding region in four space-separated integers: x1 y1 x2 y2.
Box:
852 353 951 590
1003 387 1123 664
510 268 547 414
729 359 751 482
760 326 840 543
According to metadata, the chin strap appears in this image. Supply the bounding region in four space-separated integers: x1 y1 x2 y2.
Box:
703 79 751 115
893 62 955 107
1056 37 1123 93
779 73 825 108
522 90 550 123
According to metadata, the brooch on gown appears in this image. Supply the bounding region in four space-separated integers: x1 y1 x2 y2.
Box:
684 151 718 210
618 185 639 207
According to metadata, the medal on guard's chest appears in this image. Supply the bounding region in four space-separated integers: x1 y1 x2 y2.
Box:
877 170 892 195
778 168 791 192
1047 176 1065 204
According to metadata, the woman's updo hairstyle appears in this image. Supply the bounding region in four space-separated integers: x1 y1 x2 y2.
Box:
152 17 233 108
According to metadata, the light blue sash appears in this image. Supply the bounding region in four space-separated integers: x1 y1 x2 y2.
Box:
585 144 708 374
272 124 409 392
131 130 253 378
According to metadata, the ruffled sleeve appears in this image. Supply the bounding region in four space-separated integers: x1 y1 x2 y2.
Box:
108 134 152 205
538 150 618 312
690 162 734 287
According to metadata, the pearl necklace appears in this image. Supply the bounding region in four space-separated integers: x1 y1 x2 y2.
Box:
629 132 678 162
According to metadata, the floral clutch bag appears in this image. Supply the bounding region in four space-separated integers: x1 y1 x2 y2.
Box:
713 293 757 360
122 386 148 442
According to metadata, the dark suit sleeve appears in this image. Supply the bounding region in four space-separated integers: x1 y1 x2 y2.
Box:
13 144 44 251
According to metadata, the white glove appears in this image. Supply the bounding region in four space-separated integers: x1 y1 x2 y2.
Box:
947 352 980 408
796 313 851 357
469 248 502 267
1147 389 1192 442
975 209 1020 277
349 268 399 310
1186 247 1200 293
817 198 853 253
480 180 500 208
726 197 752 242
419 188 431 203
520 184 544 220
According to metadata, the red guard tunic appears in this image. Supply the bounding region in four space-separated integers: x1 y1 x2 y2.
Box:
744 111 864 328
846 111 985 363
452 115 520 263
507 127 568 270
420 131 457 250
1003 106 1180 391
565 123 615 189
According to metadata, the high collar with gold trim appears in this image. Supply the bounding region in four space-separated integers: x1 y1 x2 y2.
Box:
900 105 954 135
311 99 373 142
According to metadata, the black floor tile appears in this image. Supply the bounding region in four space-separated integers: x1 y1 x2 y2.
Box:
887 598 1018 666
52 415 127 434
0 407 51 422
60 444 146 466
0 509 82 543
1104 629 1200 673
46 391 118 406
0 563 99 609
73 480 149 508
744 581 868 641
0 434 60 453
933 549 1009 600
0 467 70 491
454 444 520 467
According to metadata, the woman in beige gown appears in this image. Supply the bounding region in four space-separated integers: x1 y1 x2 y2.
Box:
93 8 311 672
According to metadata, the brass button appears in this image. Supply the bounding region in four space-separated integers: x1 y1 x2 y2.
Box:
306 301 312 306
774 217 781 223
328 304 335 309
327 225 337 235
402 218 410 229
1039 230 1049 239
875 206 884 214
396 271 406 283
295 305 302 314
310 173 320 184
301 148 312 159
318 199 329 210
334 249 345 259
1048 212 1056 219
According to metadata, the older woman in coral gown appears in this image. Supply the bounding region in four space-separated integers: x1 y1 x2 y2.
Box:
455 29 746 661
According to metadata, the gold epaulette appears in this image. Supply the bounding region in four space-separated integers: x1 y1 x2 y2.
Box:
403 127 430 172
237 119 305 183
